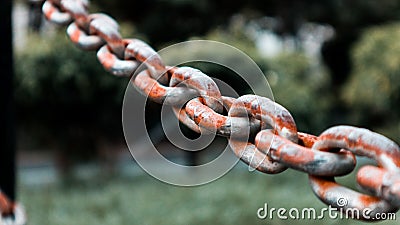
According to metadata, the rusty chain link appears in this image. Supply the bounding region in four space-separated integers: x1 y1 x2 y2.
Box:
41 0 400 221
0 191 26 225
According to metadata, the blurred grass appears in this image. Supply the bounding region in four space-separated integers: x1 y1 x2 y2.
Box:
19 165 398 225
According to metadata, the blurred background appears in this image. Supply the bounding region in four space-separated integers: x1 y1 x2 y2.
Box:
3 0 400 224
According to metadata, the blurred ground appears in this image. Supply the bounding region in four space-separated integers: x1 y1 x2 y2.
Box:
17 149 399 225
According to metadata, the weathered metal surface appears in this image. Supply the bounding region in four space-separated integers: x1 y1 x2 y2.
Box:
89 14 124 58
172 107 202 134
297 132 318 148
133 69 198 105
67 22 104 50
229 139 288 174
97 45 138 77
226 95 298 173
170 67 223 113
185 97 261 138
60 0 88 26
309 126 400 220
255 130 356 176
309 176 397 220
229 95 298 142
357 166 400 207
42 0 72 25
125 39 168 84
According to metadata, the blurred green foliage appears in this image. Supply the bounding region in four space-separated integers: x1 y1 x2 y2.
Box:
15 34 125 105
14 31 127 155
342 22 400 142
92 0 400 44
266 53 332 133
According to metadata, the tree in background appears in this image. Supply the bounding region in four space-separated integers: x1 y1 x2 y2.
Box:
92 0 400 86
1 0 16 201
342 23 400 142
15 32 128 177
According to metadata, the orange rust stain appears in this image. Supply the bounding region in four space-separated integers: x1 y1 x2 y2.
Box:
186 108 194 116
186 99 227 129
137 73 166 98
310 176 337 197
358 195 381 206
319 133 400 167
187 101 204 114
70 26 81 43
185 104 196 117
125 49 137 60
0 193 13 215
198 97 207 105
46 5 56 18
274 114 297 134
172 72 184 81
167 67 177 78
319 134 347 142
242 101 252 109
316 179 337 190
357 166 384 189
298 132 317 148
122 39 132 46
393 157 400 168
136 53 147 63
215 116 227 128
99 51 116 70
247 99 260 115
355 141 400 166
193 113 204 124
149 85 166 97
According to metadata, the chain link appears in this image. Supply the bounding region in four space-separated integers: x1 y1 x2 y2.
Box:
0 192 26 225
41 0 400 221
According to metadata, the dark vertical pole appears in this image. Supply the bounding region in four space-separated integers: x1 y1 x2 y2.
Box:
0 0 16 201
28 0 44 32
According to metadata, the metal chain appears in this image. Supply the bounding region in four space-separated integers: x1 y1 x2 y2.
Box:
42 0 400 221
0 191 26 225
